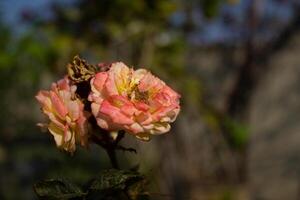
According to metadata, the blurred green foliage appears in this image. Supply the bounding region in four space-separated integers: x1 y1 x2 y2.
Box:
200 0 240 18
201 0 223 18
223 117 249 150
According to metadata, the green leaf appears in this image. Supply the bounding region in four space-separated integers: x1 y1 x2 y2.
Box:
33 179 86 200
89 169 144 191
87 169 149 200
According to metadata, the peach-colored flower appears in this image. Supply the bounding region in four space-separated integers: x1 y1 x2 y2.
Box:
36 77 89 153
88 62 180 141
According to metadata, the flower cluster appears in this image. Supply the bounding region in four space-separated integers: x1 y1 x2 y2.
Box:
36 57 180 153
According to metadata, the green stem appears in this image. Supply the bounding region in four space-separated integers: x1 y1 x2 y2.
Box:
106 147 119 169
92 130 125 169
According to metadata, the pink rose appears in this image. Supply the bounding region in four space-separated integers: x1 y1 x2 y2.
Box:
88 62 180 141
36 77 89 153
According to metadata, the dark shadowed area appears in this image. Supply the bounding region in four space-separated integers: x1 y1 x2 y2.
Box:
1 0 300 199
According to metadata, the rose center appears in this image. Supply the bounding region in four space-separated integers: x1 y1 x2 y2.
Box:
128 85 149 102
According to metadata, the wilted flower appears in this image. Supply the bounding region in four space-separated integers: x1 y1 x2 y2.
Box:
88 62 180 141
36 77 88 153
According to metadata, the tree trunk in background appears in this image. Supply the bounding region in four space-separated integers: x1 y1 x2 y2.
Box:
248 31 300 200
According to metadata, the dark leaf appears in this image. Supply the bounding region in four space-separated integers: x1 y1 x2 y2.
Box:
87 169 149 200
33 178 86 200
88 169 143 191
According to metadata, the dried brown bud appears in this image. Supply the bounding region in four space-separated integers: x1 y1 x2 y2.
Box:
67 55 98 83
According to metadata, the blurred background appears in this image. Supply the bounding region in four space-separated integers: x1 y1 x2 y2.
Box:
1 0 300 199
